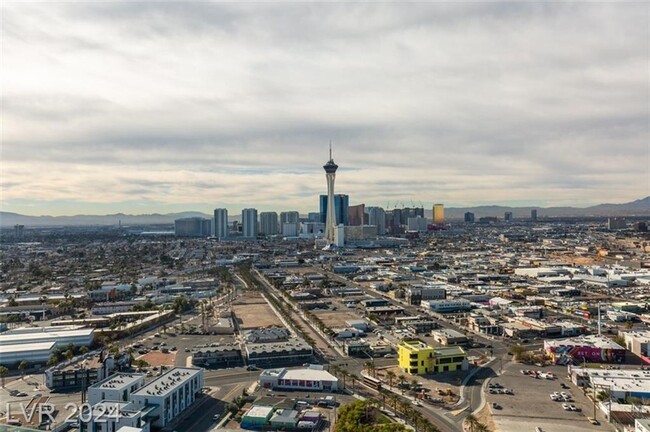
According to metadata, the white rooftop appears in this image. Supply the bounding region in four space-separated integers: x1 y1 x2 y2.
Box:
132 367 201 398
0 327 94 345
0 341 56 353
245 406 273 419
261 367 337 382
91 373 145 390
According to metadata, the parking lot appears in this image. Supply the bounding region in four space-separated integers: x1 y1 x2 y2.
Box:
486 363 610 432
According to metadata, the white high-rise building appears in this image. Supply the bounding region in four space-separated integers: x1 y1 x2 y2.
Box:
242 208 258 238
280 211 300 236
213 208 228 239
323 146 339 243
280 211 300 225
366 207 386 235
260 212 279 236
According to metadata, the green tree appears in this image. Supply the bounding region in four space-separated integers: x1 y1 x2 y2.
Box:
510 344 525 361
18 361 28 378
0 366 8 387
335 399 406 432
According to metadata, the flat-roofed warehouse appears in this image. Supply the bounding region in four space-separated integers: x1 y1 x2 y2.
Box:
0 325 95 349
258 366 338 391
0 341 56 366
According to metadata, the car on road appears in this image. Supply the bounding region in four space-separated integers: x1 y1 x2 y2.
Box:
384 354 396 358
170 346 177 351
561 383 569 389
212 414 221 421
184 348 191 352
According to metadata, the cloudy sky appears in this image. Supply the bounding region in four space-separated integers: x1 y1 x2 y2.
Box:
2 2 648 216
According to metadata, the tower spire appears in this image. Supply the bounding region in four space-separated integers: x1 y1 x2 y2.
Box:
329 140 332 160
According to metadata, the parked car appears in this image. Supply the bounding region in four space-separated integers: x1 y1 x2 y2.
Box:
492 403 501 410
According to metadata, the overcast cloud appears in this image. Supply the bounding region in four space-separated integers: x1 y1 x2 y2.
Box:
2 2 648 215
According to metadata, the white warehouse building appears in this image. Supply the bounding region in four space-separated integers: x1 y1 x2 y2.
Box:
0 325 95 349
258 366 338 392
0 326 95 366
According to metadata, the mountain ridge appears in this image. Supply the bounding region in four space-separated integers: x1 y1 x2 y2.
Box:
1 197 648 227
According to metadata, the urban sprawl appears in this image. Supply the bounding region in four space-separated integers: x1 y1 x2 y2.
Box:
1 156 650 432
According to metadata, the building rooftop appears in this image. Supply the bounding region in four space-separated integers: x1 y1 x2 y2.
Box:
0 341 56 354
432 328 466 339
400 340 431 351
91 373 145 390
132 367 201 398
0 327 94 345
545 335 624 350
246 339 312 355
570 366 650 394
244 405 274 419
260 365 338 383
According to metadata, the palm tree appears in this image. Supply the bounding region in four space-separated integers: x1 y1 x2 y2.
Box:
364 361 374 377
475 423 490 432
18 361 28 378
465 413 479 432
389 393 399 411
386 370 396 388
0 366 8 388
378 388 387 410
340 370 349 389
349 374 359 391
398 374 407 393
410 379 420 393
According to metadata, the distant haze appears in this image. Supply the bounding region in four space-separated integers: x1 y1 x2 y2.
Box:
2 3 648 215
1 197 648 227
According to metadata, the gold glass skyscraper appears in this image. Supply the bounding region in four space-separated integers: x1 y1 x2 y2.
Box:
433 203 444 224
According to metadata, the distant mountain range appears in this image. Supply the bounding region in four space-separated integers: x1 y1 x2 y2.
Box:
426 196 650 220
1 197 648 227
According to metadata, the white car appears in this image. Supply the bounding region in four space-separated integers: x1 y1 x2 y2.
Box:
562 403 571 411
212 414 221 421
560 392 569 399
550 395 559 401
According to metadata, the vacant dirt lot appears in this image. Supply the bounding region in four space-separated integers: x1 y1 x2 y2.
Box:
232 295 282 329
138 351 176 367
314 307 365 329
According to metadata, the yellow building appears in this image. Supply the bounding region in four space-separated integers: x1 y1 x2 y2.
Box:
433 204 444 224
397 339 467 375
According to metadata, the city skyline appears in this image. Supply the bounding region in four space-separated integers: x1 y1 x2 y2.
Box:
2 3 648 216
